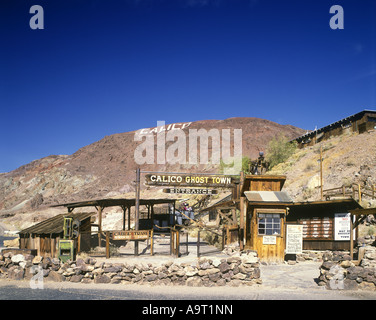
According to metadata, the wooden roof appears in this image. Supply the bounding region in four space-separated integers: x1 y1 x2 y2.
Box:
19 212 95 235
50 197 176 210
290 198 363 208
292 109 376 143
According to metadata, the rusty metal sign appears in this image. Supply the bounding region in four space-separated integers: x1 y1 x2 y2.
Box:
112 230 151 241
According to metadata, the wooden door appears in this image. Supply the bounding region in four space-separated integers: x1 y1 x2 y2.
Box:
248 208 286 262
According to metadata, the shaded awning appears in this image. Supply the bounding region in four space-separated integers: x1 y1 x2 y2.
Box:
19 212 95 235
244 191 293 203
51 197 176 210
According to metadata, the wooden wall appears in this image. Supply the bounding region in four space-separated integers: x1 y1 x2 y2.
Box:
243 175 285 192
246 206 286 262
287 203 356 251
296 112 376 148
19 216 93 257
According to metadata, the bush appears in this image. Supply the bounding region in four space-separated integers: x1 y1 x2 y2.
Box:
219 156 250 174
266 135 297 169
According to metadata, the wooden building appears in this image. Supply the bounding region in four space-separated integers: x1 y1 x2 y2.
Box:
51 197 177 243
200 174 369 262
18 212 94 258
241 175 292 262
293 109 376 148
287 199 363 251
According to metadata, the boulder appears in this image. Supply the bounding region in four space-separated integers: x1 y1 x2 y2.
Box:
186 276 203 287
94 274 111 284
11 254 26 265
8 266 24 280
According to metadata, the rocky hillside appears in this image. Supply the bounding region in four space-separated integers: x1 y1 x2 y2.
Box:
0 117 304 230
269 129 376 207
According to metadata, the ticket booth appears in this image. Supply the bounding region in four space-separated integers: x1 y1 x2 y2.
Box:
241 176 292 262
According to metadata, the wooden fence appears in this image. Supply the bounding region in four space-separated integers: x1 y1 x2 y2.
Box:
323 183 376 202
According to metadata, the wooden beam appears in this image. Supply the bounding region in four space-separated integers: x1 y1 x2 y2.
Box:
350 214 354 260
106 231 110 259
98 206 103 247
128 205 131 230
217 209 233 225
122 206 126 231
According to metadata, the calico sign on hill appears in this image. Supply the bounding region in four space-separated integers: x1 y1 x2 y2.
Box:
145 174 237 188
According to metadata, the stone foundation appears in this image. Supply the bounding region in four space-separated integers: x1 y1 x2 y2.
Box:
318 246 376 290
0 251 261 287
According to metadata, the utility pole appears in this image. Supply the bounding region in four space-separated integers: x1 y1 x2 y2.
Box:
135 167 140 255
320 145 323 200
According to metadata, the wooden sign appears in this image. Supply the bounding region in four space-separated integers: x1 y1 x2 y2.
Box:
300 217 333 240
112 230 151 241
163 188 218 195
286 224 303 254
145 174 236 188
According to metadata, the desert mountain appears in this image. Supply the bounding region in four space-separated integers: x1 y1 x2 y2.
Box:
0 117 305 229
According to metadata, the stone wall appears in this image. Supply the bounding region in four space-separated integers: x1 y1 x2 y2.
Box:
0 251 261 287
318 246 376 290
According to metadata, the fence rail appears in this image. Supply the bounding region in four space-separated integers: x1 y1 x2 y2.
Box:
323 183 376 202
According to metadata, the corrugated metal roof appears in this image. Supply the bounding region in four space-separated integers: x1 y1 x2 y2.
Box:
244 191 293 203
19 212 95 235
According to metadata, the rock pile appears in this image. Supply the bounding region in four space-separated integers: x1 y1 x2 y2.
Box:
296 251 324 262
0 251 261 287
318 247 376 290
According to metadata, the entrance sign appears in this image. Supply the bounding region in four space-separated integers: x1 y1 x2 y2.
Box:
163 188 218 195
112 230 151 241
286 224 303 254
334 213 351 241
262 236 277 245
145 174 236 188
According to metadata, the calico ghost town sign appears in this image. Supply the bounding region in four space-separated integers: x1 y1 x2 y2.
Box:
145 174 237 188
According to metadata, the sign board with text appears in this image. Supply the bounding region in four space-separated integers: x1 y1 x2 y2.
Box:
145 174 237 188
334 213 351 241
112 230 151 241
262 236 277 245
286 224 303 254
163 188 218 195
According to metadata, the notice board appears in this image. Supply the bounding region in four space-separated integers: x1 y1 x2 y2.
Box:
286 224 303 254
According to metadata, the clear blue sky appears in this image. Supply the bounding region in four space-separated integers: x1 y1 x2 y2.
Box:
0 0 375 173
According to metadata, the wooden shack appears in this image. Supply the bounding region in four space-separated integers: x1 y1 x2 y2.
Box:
293 109 376 148
241 175 292 262
18 212 94 258
287 199 363 251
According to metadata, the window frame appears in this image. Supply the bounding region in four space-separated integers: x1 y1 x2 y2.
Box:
255 209 285 237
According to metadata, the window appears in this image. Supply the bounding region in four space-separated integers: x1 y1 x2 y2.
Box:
258 213 281 236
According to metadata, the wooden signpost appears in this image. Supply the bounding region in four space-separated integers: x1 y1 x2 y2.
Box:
107 229 154 258
112 230 152 241
145 173 237 188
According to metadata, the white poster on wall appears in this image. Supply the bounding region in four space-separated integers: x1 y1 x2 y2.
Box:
286 224 303 254
334 213 351 241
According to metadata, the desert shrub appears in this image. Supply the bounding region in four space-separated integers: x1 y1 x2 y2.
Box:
219 156 250 174
266 135 297 169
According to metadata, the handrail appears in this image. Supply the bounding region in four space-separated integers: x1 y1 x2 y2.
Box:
323 183 376 202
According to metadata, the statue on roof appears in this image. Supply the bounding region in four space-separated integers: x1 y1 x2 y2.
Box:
249 151 270 175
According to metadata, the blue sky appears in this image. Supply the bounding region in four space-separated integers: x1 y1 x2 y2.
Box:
0 0 375 173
